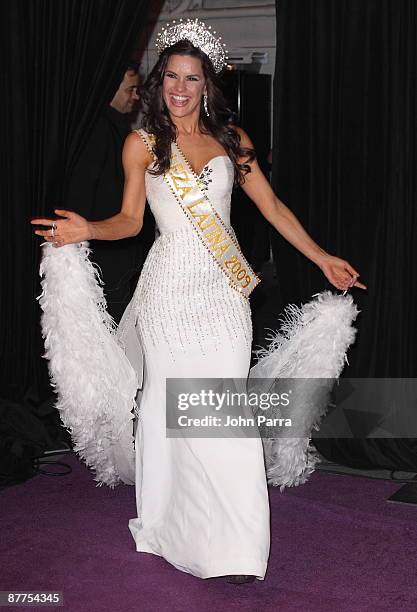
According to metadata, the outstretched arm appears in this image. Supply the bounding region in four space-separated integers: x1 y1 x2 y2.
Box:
235 127 366 291
31 132 152 246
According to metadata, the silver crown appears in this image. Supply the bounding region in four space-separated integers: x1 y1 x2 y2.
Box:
155 18 228 74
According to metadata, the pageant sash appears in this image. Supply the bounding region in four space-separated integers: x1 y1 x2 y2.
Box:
137 129 260 299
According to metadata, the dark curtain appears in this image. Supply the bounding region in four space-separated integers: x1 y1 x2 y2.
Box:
273 1 417 468
0 0 150 484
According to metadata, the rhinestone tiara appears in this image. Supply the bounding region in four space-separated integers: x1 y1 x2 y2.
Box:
155 18 228 74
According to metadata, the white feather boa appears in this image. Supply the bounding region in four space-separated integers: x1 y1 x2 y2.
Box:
38 243 358 491
249 292 359 490
38 242 138 488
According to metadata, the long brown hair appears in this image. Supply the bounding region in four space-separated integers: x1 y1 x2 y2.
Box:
140 40 255 185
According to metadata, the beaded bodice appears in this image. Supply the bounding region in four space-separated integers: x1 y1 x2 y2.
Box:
139 131 235 236
123 131 252 358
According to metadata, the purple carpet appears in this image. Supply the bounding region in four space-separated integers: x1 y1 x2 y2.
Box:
2 451 417 611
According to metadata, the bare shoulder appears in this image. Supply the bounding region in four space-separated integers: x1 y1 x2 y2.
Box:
123 131 153 169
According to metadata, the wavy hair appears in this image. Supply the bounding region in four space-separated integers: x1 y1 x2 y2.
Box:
140 40 255 185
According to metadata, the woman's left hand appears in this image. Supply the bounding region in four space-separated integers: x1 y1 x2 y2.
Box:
317 254 367 291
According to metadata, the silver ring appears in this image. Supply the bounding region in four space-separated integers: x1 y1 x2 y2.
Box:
51 223 56 238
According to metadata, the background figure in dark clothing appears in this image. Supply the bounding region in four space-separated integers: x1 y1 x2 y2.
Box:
63 62 153 323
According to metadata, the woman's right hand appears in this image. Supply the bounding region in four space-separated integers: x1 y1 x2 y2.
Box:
31 208 92 248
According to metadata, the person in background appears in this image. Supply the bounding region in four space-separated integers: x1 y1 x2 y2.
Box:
110 62 141 114
63 61 153 323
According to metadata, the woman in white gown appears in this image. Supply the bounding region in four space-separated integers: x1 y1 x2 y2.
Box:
31 20 365 584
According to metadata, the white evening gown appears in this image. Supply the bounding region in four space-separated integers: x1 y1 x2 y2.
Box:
38 134 358 582
117 130 270 580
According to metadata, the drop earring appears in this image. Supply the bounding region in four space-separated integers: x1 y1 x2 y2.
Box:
203 93 210 117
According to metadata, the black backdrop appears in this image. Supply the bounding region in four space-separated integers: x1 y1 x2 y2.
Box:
2 0 417 482
273 0 417 468
0 0 151 484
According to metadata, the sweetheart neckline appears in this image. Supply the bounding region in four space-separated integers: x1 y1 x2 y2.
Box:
145 154 232 177
173 141 231 178
195 155 231 177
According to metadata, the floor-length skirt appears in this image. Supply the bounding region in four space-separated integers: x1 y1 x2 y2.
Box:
119 227 271 579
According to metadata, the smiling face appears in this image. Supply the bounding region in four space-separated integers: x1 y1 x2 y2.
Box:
162 53 206 119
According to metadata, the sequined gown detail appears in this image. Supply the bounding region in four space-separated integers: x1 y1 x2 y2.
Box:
119 130 270 580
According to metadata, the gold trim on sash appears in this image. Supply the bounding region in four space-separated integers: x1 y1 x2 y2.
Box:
136 129 261 299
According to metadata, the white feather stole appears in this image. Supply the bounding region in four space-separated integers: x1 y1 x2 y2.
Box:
38 242 139 488
38 243 358 492
249 292 359 490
